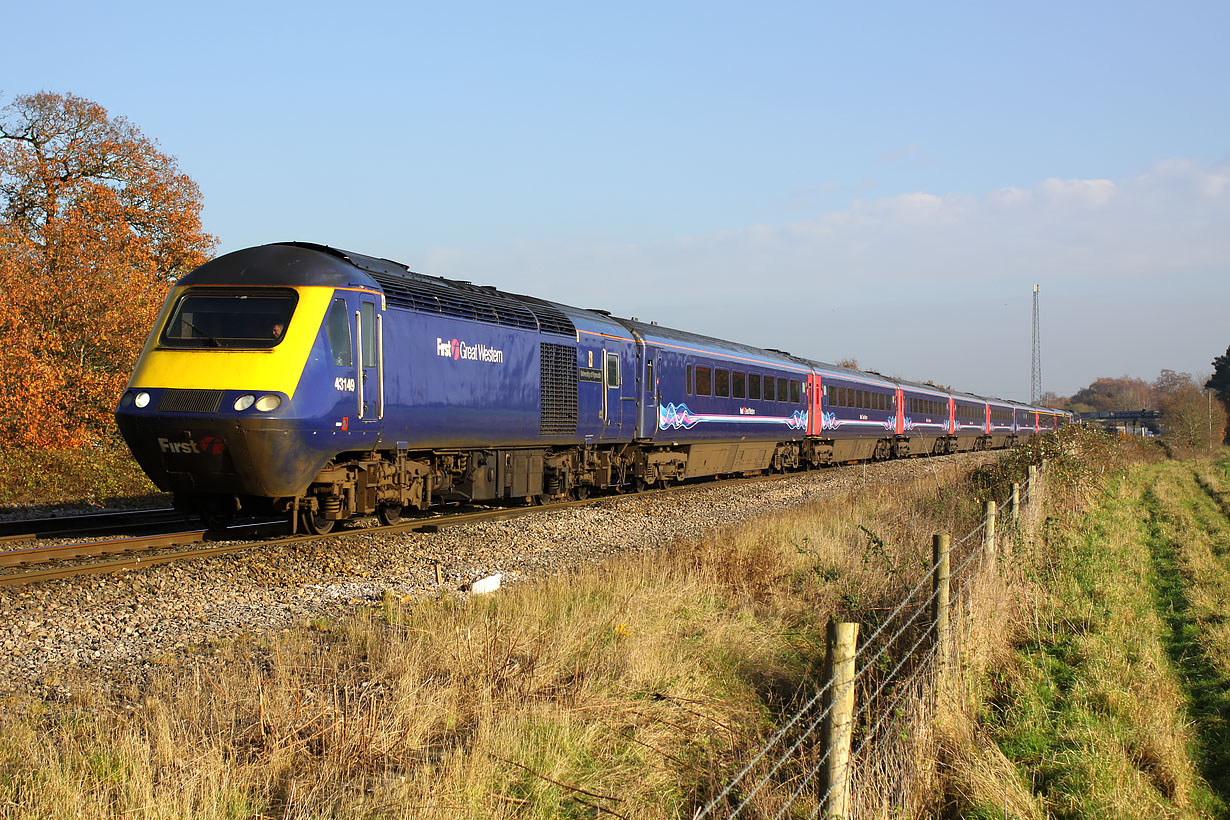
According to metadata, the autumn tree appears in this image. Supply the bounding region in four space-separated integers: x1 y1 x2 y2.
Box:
0 92 215 449
1152 369 1226 451
1068 376 1153 413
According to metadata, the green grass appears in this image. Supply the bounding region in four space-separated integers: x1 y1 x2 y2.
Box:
979 458 1230 820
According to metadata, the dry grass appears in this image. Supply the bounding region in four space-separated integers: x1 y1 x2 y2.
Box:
0 429 1150 819
0 452 1026 820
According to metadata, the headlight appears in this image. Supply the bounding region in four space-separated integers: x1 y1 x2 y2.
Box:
255 394 282 412
234 394 255 411
134 392 151 408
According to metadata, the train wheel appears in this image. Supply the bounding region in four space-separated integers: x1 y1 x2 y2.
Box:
377 504 403 526
572 486 590 501
299 509 335 535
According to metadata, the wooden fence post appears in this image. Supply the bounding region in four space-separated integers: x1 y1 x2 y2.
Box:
983 500 997 572
1027 465 1038 505
932 534 950 666
822 621 859 820
1009 482 1020 521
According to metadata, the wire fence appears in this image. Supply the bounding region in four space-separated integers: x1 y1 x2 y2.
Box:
695 464 1045 820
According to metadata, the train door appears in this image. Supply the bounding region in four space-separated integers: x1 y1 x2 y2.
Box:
355 297 384 425
641 346 661 438
894 388 905 435
601 348 623 439
807 373 822 436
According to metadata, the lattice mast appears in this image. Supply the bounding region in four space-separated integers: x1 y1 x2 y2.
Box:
1031 283 1042 404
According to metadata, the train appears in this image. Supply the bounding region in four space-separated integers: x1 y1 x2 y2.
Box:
114 242 1072 532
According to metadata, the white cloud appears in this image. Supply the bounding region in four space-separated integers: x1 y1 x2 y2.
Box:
413 158 1230 397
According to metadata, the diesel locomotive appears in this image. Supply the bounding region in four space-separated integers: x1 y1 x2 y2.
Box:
115 242 1070 532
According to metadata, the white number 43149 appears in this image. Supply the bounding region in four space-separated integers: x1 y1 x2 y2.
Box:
334 377 356 392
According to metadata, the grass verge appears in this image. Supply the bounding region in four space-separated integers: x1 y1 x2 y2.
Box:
972 456 1230 820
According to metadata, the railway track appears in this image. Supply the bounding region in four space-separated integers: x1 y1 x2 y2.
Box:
0 491 641 587
0 471 796 588
0 507 189 543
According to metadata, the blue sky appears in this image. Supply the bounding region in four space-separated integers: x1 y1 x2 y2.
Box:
4 1 1228 398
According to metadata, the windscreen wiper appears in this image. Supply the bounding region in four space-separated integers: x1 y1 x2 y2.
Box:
181 318 221 347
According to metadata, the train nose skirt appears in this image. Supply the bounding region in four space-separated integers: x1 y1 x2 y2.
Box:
158 389 224 413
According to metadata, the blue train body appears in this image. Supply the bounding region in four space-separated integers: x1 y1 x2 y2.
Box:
115 243 1071 531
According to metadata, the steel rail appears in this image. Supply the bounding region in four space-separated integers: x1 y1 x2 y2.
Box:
0 507 185 543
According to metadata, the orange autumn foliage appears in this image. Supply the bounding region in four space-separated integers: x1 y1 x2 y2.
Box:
0 92 216 449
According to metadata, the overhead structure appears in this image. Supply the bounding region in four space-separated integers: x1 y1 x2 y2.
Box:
1031 284 1042 404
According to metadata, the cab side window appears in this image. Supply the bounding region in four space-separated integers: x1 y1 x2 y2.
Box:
326 298 353 366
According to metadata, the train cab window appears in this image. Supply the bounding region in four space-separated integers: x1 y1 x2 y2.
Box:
777 378 788 403
790 380 801 404
764 376 776 402
161 287 299 349
733 372 746 399
695 366 712 396
749 374 761 400
715 369 730 397
360 302 377 368
605 352 621 388
686 365 693 394
325 298 352 367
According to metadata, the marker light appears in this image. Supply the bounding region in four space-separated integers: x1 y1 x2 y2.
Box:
234 394 255 411
255 394 282 412
134 392 151 408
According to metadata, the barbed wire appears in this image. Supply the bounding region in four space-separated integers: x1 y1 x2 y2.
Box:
699 468 1042 820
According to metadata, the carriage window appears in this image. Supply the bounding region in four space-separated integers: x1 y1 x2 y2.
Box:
606 352 621 388
715 369 730 397
764 376 776 402
777 378 788 402
826 385 835 406
686 365 693 394
790 380 801 404
733 372 746 399
695 366 712 396
838 387 847 407
325 298 352 366
749 374 761 400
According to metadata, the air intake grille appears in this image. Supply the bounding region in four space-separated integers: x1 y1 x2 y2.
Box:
158 389 224 413
540 343 578 436
366 271 576 338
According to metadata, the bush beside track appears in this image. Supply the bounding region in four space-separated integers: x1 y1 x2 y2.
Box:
0 438 164 510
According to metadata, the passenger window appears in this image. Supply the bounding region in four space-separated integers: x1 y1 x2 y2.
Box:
764 376 776 402
825 385 835 406
695 366 712 396
777 378 788 402
733 372 746 399
715 369 730 397
325 298 352 367
606 352 620 388
837 386 846 407
749 374 761 400
360 302 376 368
790 380 801 404
686 365 693 394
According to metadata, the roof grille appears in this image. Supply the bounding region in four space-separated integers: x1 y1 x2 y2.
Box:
366 270 575 338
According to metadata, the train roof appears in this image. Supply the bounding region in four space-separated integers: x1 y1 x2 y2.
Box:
177 243 380 290
614 317 810 373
